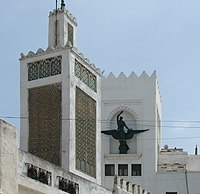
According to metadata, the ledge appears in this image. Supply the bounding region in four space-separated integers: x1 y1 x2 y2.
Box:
104 154 142 160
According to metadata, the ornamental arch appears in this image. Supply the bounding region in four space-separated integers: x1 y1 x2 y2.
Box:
106 106 140 154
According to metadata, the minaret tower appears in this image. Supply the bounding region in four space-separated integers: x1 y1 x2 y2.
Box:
48 0 77 48
20 1 102 184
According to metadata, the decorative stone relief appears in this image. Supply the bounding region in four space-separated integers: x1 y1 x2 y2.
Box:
68 23 74 46
28 84 62 166
75 60 97 92
28 56 62 81
75 87 96 177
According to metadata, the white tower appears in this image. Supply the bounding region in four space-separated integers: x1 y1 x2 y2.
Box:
20 2 102 184
101 72 162 189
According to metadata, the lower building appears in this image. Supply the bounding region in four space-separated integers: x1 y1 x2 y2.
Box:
0 119 151 194
101 73 200 194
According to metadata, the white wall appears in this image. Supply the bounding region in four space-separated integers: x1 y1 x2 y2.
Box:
0 120 18 194
101 71 159 190
18 150 111 194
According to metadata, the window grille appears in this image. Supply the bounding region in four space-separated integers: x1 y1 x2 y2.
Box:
75 60 97 92
131 164 142 176
105 164 115 176
68 23 74 46
118 164 128 176
28 56 62 81
75 87 96 177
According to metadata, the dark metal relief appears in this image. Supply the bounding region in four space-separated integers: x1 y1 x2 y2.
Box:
101 111 149 154
28 84 62 166
28 56 62 81
75 87 96 177
75 60 97 92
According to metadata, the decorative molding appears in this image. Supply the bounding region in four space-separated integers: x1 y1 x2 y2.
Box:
103 71 156 80
104 154 142 160
28 56 62 81
49 8 77 25
75 60 97 92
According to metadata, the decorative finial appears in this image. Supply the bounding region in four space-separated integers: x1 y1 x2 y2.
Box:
61 0 65 8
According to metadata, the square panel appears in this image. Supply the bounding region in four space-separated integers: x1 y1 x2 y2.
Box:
75 87 96 177
28 84 62 166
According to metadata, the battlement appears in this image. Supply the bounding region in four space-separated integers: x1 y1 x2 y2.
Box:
102 70 161 105
49 7 77 25
113 176 152 194
19 44 101 75
103 71 156 81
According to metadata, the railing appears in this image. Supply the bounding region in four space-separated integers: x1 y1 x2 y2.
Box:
25 163 79 193
58 176 79 194
25 163 52 186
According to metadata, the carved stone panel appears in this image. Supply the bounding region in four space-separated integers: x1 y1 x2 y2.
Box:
75 87 96 177
75 60 97 92
28 56 62 81
68 23 74 46
28 84 62 166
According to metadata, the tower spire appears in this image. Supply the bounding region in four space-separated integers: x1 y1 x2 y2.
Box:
61 0 65 8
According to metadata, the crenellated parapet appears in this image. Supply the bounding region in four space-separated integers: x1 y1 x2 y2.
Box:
49 7 77 26
19 43 101 75
102 70 161 107
103 71 156 81
113 176 152 194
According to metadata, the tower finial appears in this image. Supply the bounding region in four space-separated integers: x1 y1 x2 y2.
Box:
61 0 65 8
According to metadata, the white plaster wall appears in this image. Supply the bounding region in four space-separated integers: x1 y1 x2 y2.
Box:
158 151 188 165
101 71 200 193
187 155 200 171
0 120 18 194
48 8 77 48
18 150 111 194
101 72 158 190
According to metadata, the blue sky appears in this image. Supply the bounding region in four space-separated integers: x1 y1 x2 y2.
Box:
1 0 200 154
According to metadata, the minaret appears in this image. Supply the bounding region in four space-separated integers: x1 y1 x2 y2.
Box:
20 1 102 184
48 0 77 48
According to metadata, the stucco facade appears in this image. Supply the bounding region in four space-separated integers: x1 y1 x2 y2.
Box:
101 73 200 194
0 119 151 194
5 1 199 194
20 6 102 184
17 3 152 194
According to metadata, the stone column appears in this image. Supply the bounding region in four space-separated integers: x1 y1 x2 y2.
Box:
0 120 18 194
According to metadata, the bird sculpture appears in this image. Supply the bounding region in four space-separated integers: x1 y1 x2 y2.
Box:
101 111 149 154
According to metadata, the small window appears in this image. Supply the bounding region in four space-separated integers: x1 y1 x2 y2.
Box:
131 164 142 176
118 164 128 176
166 193 177 194
105 164 115 176
68 23 74 46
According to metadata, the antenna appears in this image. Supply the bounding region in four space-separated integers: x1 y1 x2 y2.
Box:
195 145 198 155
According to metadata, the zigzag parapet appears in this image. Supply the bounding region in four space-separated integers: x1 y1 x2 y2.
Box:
19 43 101 75
103 71 156 81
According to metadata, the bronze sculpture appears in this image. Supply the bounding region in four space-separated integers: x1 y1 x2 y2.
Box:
101 111 149 154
